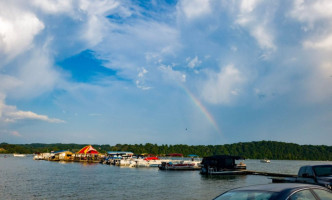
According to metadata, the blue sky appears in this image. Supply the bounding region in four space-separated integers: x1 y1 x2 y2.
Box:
1 0 332 145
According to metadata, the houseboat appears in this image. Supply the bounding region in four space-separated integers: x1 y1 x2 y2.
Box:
104 151 134 165
158 160 201 170
200 155 247 175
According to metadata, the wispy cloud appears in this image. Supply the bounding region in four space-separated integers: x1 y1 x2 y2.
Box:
186 56 202 68
290 0 332 28
303 34 332 51
201 65 245 104
0 130 22 137
178 0 211 20
235 0 277 52
0 95 64 123
136 67 151 90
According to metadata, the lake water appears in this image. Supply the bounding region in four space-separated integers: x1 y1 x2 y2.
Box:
0 155 331 200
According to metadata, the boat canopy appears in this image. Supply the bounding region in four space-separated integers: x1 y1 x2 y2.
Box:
144 156 159 160
107 151 133 156
53 150 73 155
188 154 199 157
77 145 99 154
201 155 245 170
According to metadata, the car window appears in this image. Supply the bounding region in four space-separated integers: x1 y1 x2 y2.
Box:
305 167 315 177
214 191 274 200
312 189 332 200
299 167 306 176
313 166 332 177
289 190 316 200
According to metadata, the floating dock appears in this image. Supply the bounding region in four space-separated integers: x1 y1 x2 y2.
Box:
204 170 296 177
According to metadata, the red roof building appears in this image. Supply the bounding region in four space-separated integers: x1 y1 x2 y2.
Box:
76 145 99 154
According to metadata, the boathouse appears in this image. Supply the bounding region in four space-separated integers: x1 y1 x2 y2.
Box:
74 145 101 162
48 150 74 161
200 155 246 175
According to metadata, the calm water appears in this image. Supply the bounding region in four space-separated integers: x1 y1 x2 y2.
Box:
0 155 331 200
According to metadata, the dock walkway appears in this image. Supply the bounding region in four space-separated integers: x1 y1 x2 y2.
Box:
206 170 296 177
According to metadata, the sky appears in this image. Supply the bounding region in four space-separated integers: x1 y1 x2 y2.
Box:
0 0 332 146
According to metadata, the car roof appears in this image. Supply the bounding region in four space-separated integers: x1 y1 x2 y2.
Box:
230 183 327 193
301 164 332 167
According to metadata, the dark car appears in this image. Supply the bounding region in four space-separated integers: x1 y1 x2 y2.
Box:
213 183 332 200
298 165 332 189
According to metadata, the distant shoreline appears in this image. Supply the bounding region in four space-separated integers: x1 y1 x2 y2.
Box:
1 140 331 161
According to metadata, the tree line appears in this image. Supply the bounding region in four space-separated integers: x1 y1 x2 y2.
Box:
0 141 331 161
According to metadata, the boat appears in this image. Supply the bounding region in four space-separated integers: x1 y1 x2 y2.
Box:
33 153 50 160
200 155 247 175
13 154 26 157
260 159 271 163
158 160 201 170
235 161 247 170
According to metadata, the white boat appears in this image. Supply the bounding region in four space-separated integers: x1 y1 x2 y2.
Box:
117 158 137 167
260 159 271 163
159 160 201 170
13 154 26 157
33 153 51 160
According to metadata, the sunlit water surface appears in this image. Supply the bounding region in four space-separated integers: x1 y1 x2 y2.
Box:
0 155 331 199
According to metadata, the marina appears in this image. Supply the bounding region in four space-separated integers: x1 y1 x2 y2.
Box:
29 146 307 178
30 146 307 179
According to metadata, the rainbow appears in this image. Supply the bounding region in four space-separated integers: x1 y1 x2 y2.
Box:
182 85 221 134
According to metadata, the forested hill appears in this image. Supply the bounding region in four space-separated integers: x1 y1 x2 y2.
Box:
1 141 331 161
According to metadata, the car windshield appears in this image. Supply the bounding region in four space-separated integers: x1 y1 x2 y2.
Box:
214 191 275 200
313 166 332 177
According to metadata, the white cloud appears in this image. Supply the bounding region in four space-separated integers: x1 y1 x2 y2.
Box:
0 74 22 94
303 34 332 51
287 0 332 102
79 0 120 47
138 68 148 78
0 95 64 123
235 0 276 52
290 0 332 27
8 50 61 99
201 65 245 104
178 0 211 20
31 0 74 14
136 67 151 90
0 2 44 62
186 56 202 68
239 0 262 13
251 25 276 50
159 64 186 83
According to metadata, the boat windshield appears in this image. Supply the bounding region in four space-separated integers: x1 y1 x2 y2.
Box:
313 166 332 177
214 191 275 200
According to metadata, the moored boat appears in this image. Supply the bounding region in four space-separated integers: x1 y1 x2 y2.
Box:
200 155 247 175
33 153 50 160
158 160 201 170
13 154 26 157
